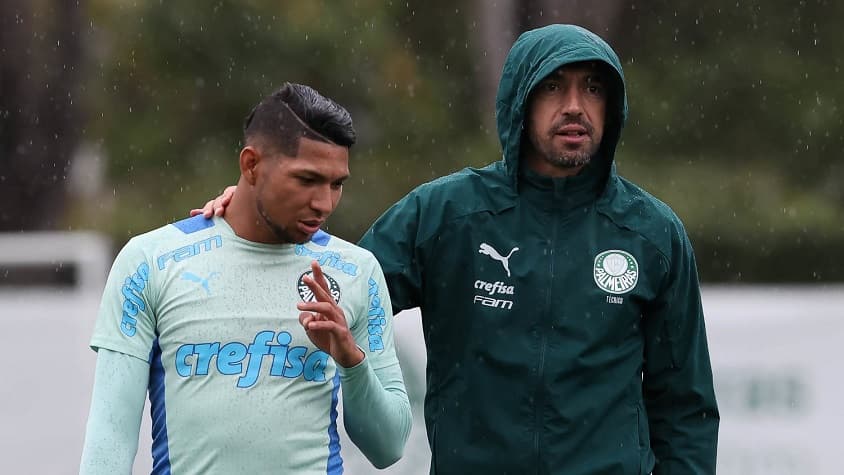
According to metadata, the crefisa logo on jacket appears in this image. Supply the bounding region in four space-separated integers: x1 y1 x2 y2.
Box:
474 242 519 310
593 250 639 294
297 270 341 304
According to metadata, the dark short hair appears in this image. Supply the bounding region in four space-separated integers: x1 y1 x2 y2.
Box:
243 83 356 157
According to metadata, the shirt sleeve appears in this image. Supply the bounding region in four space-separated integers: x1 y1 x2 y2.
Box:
643 226 720 474
90 238 158 361
80 348 149 475
338 260 412 468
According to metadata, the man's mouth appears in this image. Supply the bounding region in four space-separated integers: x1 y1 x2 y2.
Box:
556 125 588 137
552 122 592 146
299 220 324 234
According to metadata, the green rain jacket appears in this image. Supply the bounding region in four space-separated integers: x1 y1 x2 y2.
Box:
359 24 719 475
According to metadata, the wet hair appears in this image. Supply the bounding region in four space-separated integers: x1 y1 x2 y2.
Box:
243 83 356 157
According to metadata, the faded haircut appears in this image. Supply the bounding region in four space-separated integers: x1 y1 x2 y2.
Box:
243 83 356 157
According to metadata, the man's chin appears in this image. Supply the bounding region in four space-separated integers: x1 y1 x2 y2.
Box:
269 227 310 245
549 153 592 169
293 229 318 244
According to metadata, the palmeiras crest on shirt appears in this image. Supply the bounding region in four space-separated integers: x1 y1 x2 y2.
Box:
297 270 342 304
593 250 639 294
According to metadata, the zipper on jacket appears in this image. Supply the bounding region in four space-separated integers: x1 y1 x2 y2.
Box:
533 221 557 473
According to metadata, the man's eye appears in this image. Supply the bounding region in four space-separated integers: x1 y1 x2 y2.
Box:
543 82 559 92
587 84 604 96
330 181 344 190
298 177 316 185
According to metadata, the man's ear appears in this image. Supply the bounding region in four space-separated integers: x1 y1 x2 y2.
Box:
240 146 260 185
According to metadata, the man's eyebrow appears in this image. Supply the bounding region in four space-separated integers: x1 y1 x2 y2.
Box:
294 169 330 180
297 169 350 182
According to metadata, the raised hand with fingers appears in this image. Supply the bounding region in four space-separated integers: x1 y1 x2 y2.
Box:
190 185 237 218
297 260 364 368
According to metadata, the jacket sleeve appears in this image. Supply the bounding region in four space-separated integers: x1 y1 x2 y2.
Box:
643 225 719 475
358 191 425 313
80 348 149 475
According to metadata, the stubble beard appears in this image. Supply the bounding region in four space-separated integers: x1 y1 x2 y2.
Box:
256 198 305 244
543 148 595 169
534 121 600 170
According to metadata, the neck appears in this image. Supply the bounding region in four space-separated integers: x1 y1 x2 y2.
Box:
225 177 273 243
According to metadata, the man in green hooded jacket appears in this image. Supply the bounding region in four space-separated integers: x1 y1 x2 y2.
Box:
198 24 719 475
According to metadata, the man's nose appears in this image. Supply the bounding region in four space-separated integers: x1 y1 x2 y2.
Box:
561 88 584 116
310 185 334 214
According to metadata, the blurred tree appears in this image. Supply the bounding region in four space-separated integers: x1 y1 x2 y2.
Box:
68 0 843 282
518 0 625 41
77 0 493 241
614 1 844 281
0 0 84 230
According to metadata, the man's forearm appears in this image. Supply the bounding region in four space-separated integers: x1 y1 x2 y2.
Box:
80 348 149 475
339 358 412 469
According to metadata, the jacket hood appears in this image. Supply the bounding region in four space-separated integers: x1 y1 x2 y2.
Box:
495 24 629 185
